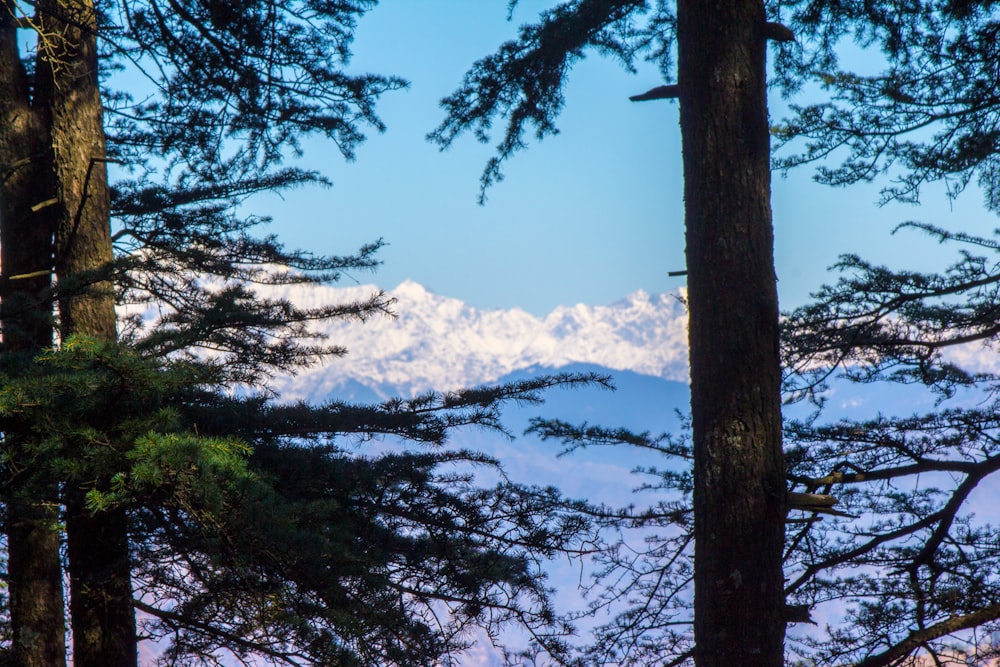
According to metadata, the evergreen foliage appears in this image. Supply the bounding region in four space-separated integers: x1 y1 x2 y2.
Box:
428 0 673 202
0 1 609 664
773 0 1000 210
524 226 1000 667
0 333 608 664
778 225 1000 667
439 2 788 666
772 8 1000 658
19 0 405 376
5 0 999 664
437 2 1000 667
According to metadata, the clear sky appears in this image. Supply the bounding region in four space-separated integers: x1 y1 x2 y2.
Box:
249 1 999 316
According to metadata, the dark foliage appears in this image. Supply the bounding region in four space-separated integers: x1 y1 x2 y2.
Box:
517 227 1000 667
437 2 788 667
7 0 409 381
774 0 1000 211
778 225 1000 667
429 4 1000 663
428 0 675 202
783 223 1000 400
0 2 619 663
0 338 609 665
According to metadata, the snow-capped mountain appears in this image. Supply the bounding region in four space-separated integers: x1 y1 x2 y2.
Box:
268 279 691 400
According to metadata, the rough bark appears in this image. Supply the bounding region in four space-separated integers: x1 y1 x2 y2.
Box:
34 1 136 664
64 502 135 667
0 6 67 666
677 1 786 665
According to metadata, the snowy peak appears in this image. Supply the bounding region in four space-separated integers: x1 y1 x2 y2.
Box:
268 281 690 401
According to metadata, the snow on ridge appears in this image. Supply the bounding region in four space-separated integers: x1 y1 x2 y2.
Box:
262 279 690 401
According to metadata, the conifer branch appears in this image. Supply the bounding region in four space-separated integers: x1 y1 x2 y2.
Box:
629 84 679 102
763 22 795 42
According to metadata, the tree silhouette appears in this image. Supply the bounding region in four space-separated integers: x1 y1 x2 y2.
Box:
433 2 790 665
0 2 603 664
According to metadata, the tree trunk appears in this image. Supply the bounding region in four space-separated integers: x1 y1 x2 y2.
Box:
64 503 135 667
34 1 137 664
0 7 67 666
677 1 786 666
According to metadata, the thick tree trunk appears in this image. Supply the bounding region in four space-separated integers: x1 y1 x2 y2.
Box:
34 1 137 665
5 500 67 667
0 7 67 666
677 1 786 666
64 503 136 667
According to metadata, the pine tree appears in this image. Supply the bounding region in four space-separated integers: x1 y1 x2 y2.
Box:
676 3 787 665
480 2 1000 666
0 2 604 664
0 1 398 661
772 4 1000 663
431 2 789 665
531 224 1000 666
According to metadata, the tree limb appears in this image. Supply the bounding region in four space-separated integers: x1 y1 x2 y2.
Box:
630 84 680 102
854 603 1000 667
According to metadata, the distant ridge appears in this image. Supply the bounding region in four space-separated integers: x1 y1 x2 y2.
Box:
263 279 691 400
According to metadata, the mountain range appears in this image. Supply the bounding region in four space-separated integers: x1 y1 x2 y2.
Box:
268 279 691 401
262 279 985 421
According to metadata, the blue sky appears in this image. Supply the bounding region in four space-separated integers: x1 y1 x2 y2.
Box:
249 1 999 316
